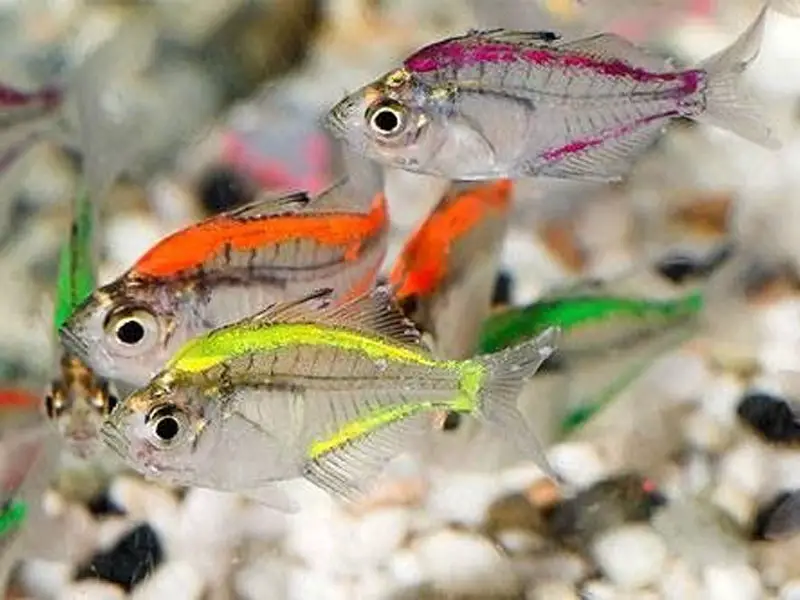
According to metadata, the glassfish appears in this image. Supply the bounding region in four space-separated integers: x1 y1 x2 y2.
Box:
100 287 559 502
60 179 389 388
391 179 513 360
326 2 792 182
0 390 59 594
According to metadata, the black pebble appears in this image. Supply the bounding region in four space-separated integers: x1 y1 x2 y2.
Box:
74 523 164 592
198 166 253 215
655 253 701 285
752 491 795 540
85 490 127 518
492 271 513 307
442 412 462 431
737 391 800 445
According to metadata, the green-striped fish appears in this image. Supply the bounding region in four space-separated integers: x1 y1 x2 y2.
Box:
44 186 120 459
101 287 558 503
478 290 703 433
479 291 702 356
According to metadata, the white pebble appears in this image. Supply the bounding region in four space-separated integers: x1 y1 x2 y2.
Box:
425 472 503 527
387 549 425 588
546 442 609 488
411 529 521 596
349 507 412 568
109 477 180 540
710 483 756 529
496 529 545 555
284 506 353 575
781 579 800 600
104 213 163 271
58 580 126 600
703 564 763 600
591 525 668 590
700 374 745 429
527 580 579 600
17 560 71 599
131 562 205 600
659 559 704 600
683 410 731 453
719 443 767 496
235 557 289 600
285 566 351 600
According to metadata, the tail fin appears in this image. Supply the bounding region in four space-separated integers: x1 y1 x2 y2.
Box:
770 0 800 17
696 5 780 149
472 327 560 477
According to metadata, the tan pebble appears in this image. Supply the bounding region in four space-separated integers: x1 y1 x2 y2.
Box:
348 477 427 514
526 478 562 509
527 580 579 600
710 483 756 529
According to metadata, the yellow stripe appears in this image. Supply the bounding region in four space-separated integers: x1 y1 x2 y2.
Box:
170 324 438 374
308 361 487 459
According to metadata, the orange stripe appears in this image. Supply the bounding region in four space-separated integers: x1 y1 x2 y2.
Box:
133 193 389 279
0 389 39 409
390 179 512 300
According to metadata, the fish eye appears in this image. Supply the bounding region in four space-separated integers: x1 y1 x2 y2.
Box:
103 306 160 356
366 100 408 138
146 404 188 448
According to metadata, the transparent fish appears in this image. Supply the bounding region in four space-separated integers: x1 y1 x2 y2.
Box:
326 2 793 181
391 179 513 360
0 390 58 594
0 21 153 187
43 25 153 458
100 287 559 503
60 179 389 388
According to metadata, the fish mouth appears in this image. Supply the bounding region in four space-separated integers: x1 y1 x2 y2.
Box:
59 327 90 362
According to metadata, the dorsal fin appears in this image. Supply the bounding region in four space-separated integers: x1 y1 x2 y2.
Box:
304 177 372 213
244 288 336 326
226 190 312 220
245 286 425 350
466 29 561 46
557 33 674 72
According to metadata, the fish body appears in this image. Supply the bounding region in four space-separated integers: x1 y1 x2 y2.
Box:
61 180 389 388
391 179 513 360
0 390 58 593
478 291 703 355
326 8 781 181
101 288 558 501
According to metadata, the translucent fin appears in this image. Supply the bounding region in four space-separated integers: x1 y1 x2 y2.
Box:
769 0 800 17
764 491 800 540
534 120 665 181
466 29 561 45
303 414 429 501
473 327 561 477
226 190 312 220
239 288 335 326
558 33 674 71
322 285 424 348
72 20 156 206
696 5 780 149
239 485 300 513
305 177 379 213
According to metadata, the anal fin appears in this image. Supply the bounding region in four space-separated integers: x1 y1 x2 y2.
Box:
303 414 430 501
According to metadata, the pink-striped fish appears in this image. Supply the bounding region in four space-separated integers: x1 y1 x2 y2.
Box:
326 1 797 182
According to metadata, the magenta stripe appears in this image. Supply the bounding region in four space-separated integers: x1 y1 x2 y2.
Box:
0 84 62 108
540 110 679 163
405 41 702 95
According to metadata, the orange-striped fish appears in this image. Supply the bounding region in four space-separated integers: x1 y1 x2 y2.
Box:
59 178 389 387
390 179 512 360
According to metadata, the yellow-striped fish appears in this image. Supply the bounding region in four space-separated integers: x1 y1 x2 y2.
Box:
101 287 558 502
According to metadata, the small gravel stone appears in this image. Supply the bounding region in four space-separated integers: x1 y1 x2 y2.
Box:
130 561 205 600
411 529 521 597
58 580 127 600
703 564 763 600
591 524 668 590
546 442 609 488
526 580 579 600
74 523 164 593
659 558 705 600
781 580 800 600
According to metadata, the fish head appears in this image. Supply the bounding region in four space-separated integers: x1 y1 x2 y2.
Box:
325 69 451 173
43 355 120 459
100 374 209 484
59 279 181 388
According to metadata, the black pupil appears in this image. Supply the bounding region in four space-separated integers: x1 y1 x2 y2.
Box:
155 416 179 441
374 108 399 133
117 319 145 345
